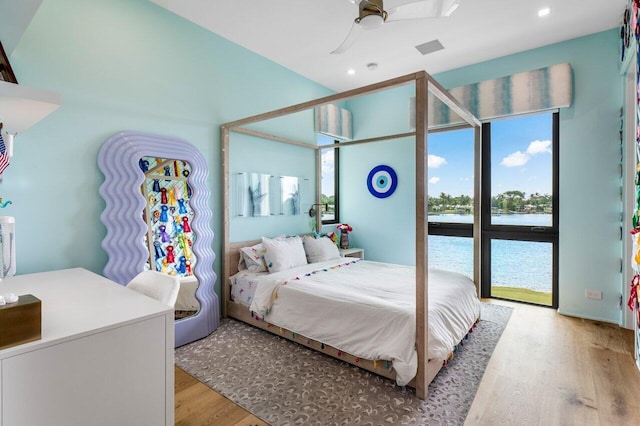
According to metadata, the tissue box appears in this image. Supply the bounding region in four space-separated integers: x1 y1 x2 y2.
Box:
0 294 41 350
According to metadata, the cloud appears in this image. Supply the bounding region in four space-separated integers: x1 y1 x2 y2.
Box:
501 139 552 168
428 155 447 168
526 139 552 155
429 177 440 184
500 151 529 167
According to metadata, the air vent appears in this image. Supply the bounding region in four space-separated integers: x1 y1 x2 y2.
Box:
415 39 444 56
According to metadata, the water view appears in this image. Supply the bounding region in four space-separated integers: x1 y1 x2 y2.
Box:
428 213 553 305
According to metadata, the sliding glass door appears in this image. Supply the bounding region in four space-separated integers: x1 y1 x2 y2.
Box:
481 112 559 307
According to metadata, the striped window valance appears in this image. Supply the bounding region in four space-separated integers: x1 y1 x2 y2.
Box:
420 63 573 128
314 104 353 140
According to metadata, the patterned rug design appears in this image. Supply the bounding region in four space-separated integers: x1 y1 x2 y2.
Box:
175 303 512 425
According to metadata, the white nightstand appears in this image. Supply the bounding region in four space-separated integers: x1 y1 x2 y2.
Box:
339 247 364 259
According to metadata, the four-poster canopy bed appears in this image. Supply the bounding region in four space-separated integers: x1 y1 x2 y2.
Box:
220 71 482 399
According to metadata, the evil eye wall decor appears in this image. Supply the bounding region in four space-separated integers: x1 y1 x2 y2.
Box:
367 165 398 199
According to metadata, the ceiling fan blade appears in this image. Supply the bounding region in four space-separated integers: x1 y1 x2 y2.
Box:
387 0 461 21
330 22 363 54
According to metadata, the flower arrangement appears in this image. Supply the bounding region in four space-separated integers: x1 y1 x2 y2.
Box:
337 223 353 234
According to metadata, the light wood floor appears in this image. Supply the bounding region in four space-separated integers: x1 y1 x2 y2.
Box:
175 300 640 426
175 366 268 426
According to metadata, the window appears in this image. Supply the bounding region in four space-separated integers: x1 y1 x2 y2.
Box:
427 128 475 278
319 135 339 224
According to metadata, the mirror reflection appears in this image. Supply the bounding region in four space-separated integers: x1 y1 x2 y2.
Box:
139 156 200 319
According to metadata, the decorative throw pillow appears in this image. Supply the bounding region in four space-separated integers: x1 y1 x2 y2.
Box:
261 235 308 273
303 235 340 263
239 243 268 272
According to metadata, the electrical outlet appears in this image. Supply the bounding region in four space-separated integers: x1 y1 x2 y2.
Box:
585 290 603 300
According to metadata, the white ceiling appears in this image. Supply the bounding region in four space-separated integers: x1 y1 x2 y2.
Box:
151 0 627 92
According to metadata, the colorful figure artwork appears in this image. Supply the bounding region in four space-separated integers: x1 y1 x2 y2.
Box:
160 205 169 222
178 199 188 214
182 216 191 232
172 215 182 235
159 225 170 243
139 158 150 172
177 256 187 274
153 241 165 259
166 245 175 263
141 157 196 278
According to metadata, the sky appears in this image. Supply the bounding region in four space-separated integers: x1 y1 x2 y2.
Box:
318 134 336 196
429 112 553 198
319 112 554 198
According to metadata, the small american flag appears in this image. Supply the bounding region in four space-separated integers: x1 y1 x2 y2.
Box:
0 132 10 175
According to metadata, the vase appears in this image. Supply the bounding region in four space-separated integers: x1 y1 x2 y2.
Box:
340 231 349 249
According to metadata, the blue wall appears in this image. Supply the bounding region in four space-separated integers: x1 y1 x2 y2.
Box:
339 29 623 324
1 0 333 297
229 133 316 241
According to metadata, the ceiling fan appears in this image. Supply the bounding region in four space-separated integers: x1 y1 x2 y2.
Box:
331 0 462 54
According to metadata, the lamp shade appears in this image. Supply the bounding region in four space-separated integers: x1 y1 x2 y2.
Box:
0 80 60 134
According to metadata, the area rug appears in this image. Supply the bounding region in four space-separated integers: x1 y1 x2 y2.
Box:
175 303 512 425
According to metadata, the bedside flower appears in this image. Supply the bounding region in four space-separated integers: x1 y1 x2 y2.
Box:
337 223 353 234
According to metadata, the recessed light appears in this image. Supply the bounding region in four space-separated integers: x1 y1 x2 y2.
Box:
538 7 550 17
347 69 356 75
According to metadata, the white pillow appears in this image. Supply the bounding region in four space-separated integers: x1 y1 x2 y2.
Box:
261 236 308 273
239 243 268 272
303 235 340 263
237 235 288 272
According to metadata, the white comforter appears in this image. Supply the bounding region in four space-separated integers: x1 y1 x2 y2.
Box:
248 258 480 386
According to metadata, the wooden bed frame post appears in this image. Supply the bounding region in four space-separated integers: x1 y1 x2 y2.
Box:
315 148 322 234
415 73 429 399
221 125 230 318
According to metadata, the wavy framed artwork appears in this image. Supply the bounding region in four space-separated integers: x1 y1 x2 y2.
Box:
98 131 219 347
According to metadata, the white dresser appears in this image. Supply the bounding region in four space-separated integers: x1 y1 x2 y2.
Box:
0 268 174 426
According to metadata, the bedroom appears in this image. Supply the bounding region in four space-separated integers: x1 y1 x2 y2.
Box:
0 0 637 424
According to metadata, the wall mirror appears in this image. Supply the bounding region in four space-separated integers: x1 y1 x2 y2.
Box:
280 176 300 215
232 173 305 217
98 131 219 347
233 172 273 217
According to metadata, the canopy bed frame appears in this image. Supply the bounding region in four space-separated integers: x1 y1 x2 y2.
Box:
220 71 481 399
